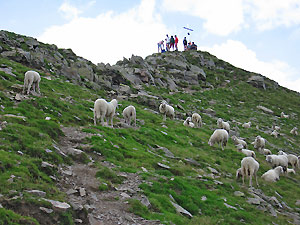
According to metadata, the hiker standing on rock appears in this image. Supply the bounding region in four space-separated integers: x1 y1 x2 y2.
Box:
170 35 175 51
166 34 170 51
175 35 178 51
183 37 187 51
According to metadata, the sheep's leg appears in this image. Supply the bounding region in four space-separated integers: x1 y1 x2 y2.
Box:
32 83 36 93
27 80 33 95
242 174 245 186
36 81 40 94
94 111 97 126
100 115 105 126
249 172 253 187
110 116 113 128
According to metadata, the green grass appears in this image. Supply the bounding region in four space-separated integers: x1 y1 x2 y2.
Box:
0 49 300 225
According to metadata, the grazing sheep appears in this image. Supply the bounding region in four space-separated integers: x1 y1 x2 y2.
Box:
191 113 202 128
281 112 289 118
287 168 296 175
290 127 298 136
266 155 288 172
183 117 195 128
271 130 279 138
278 150 287 156
242 122 251 129
238 149 256 158
159 101 175 121
252 135 265 154
23 70 41 95
287 154 299 169
122 105 136 127
261 166 283 182
240 157 259 187
236 168 243 180
262 148 272 155
93 98 118 127
231 135 247 149
272 125 280 131
217 118 230 132
208 129 228 150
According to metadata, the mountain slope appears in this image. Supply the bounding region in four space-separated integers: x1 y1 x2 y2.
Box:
0 31 300 225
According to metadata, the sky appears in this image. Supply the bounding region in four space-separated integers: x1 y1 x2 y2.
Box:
1 0 300 92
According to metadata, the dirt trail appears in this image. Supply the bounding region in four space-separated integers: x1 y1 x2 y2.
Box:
57 126 162 225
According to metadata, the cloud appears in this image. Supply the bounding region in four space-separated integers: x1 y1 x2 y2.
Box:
245 0 300 30
201 40 300 92
39 0 169 65
162 0 245 36
59 2 82 20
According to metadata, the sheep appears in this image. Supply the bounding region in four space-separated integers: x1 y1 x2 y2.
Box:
159 101 175 121
290 127 298 136
261 166 283 182
266 155 288 172
208 129 228 150
278 150 287 156
23 70 41 95
287 154 299 169
287 168 296 175
191 113 202 128
238 149 256 158
93 98 118 127
271 130 279 138
262 148 272 155
122 105 136 127
252 135 265 154
239 157 259 187
281 112 289 118
236 168 243 180
272 125 280 131
217 118 230 132
242 122 251 129
183 117 194 128
231 135 247 149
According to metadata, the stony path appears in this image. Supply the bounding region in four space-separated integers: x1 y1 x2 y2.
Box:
57 126 162 225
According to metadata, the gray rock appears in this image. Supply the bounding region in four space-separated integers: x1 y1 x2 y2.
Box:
207 167 219 174
157 162 170 169
247 75 266 89
247 197 261 205
224 203 237 210
257 105 274 114
43 198 71 212
26 190 46 197
234 191 245 197
39 207 53 214
170 201 193 218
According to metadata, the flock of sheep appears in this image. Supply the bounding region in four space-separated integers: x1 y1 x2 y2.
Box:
23 70 299 188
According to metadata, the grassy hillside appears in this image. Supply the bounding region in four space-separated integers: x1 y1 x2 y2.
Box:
0 51 300 225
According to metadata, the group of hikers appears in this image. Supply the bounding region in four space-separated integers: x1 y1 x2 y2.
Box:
157 34 197 53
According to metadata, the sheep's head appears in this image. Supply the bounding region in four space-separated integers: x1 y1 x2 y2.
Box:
208 140 213 146
236 168 242 180
266 155 272 163
236 144 243 150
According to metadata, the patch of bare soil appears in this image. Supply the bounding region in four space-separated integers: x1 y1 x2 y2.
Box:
57 126 162 225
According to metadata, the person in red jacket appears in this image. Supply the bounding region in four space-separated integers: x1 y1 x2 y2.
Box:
174 35 179 51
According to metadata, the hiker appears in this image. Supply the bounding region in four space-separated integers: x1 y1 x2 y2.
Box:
158 40 164 53
166 34 170 51
175 35 178 51
183 37 187 51
170 35 175 51
190 42 197 50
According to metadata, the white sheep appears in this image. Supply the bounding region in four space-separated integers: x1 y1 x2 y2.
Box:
277 151 298 168
281 112 289 119
183 117 194 128
23 70 41 95
266 155 288 172
261 166 283 182
290 127 298 136
159 101 175 121
287 168 296 175
93 98 118 127
272 125 280 131
208 129 228 150
271 130 279 138
262 148 272 155
238 149 256 158
252 135 265 154
217 118 230 132
242 122 251 129
191 113 202 128
231 135 247 149
239 157 259 187
287 154 299 169
122 105 136 127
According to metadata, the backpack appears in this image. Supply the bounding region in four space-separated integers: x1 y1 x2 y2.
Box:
170 37 175 44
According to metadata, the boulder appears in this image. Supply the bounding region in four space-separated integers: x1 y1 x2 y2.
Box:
247 75 266 89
